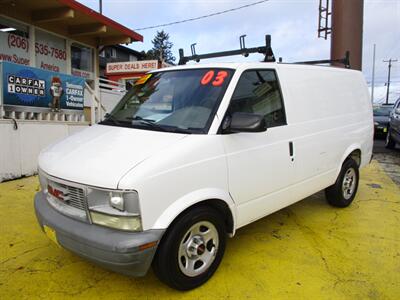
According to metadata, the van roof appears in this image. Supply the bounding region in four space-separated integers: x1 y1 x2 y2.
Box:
154 62 361 74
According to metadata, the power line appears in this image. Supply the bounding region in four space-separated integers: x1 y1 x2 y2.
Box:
134 0 270 31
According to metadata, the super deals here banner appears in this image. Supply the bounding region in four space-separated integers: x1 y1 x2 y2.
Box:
2 61 85 110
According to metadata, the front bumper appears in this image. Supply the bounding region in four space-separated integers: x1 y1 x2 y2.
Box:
34 192 164 277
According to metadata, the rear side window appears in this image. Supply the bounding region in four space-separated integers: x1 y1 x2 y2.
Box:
228 70 286 128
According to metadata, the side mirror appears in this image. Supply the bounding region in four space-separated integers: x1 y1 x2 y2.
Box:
395 108 400 115
223 112 267 133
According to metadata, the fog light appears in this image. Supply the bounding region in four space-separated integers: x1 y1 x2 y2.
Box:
110 194 124 211
90 211 142 231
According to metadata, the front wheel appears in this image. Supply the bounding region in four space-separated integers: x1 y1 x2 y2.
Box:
325 158 359 207
152 206 226 290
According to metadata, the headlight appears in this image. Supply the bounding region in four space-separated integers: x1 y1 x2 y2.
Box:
90 211 142 231
110 193 124 211
87 188 142 231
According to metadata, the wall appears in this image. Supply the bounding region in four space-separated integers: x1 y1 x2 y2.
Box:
0 120 88 182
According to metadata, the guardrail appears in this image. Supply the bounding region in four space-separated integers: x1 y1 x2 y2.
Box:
98 77 126 92
86 82 106 125
97 77 127 115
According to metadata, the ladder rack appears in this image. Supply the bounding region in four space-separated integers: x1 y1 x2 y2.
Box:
178 34 275 65
177 34 351 69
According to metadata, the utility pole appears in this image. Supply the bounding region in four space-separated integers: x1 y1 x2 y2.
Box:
371 44 376 103
99 0 103 14
331 0 364 70
383 58 398 104
317 0 364 70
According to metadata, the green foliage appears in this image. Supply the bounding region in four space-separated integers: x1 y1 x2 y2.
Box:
143 30 175 64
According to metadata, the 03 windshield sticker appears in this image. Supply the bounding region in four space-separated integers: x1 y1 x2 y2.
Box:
200 70 229 87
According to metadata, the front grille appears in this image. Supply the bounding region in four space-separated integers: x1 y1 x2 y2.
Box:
45 177 88 222
47 179 86 211
64 185 86 210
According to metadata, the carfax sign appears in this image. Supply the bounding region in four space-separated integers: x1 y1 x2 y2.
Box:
1 61 85 110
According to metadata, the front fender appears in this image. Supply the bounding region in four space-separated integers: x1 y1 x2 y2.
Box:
152 188 237 235
336 143 362 177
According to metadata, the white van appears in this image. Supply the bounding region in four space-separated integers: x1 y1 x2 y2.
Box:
35 62 373 290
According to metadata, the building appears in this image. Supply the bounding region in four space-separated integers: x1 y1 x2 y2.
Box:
99 45 173 90
0 0 143 182
99 45 144 77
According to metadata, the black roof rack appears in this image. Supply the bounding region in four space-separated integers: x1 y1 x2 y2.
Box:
178 34 275 65
292 51 351 69
178 34 351 69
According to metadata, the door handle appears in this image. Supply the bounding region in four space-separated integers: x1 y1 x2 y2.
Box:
289 141 294 162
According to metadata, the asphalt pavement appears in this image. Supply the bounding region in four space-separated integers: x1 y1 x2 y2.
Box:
373 137 400 186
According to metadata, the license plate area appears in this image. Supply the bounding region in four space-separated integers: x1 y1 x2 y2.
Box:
43 225 60 247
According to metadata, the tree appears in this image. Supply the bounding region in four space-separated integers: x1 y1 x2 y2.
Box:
144 30 175 64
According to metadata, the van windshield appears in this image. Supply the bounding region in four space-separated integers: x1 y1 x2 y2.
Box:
373 106 393 117
100 68 233 134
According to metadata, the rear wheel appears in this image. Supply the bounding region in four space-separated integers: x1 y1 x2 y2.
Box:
385 128 396 149
325 158 359 207
152 206 226 290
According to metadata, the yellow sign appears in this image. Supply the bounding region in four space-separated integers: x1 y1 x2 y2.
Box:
135 74 152 85
43 225 60 247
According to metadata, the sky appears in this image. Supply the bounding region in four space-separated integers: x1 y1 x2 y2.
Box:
78 0 400 103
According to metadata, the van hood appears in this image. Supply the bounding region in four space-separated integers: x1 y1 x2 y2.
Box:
373 115 389 125
38 124 187 189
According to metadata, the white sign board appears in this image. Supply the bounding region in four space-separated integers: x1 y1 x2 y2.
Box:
106 60 158 74
35 29 67 73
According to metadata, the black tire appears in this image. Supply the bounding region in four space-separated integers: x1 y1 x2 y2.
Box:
152 206 226 290
325 158 359 207
385 128 396 149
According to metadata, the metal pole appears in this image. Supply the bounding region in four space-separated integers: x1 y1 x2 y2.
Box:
385 59 391 105
371 44 376 103
99 0 103 14
383 59 398 105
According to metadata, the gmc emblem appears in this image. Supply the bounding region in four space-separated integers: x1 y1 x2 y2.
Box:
48 185 64 201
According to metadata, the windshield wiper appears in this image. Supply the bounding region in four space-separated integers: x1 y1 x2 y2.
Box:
101 114 125 126
128 116 156 122
126 117 196 134
167 127 194 134
126 116 168 132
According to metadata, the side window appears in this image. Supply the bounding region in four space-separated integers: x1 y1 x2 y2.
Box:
229 70 286 128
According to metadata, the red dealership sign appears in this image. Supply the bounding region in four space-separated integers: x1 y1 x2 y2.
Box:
106 60 158 74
